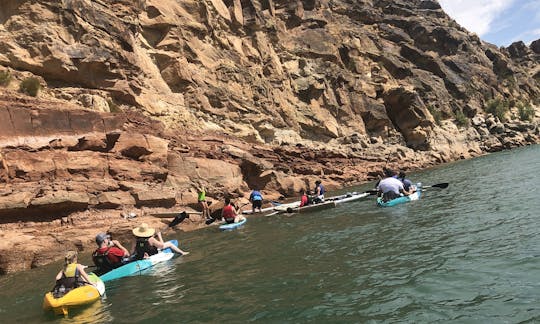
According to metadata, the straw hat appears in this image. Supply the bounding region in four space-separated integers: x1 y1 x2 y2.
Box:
132 223 155 237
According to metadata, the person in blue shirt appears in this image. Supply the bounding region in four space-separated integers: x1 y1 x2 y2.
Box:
249 189 263 213
313 180 325 203
397 171 414 192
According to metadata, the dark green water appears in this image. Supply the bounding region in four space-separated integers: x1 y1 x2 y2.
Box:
1 145 539 323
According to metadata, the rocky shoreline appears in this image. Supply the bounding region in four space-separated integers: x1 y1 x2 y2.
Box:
0 90 538 274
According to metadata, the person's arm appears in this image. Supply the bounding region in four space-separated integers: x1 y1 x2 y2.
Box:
399 183 411 196
55 270 63 281
76 264 94 285
112 240 129 256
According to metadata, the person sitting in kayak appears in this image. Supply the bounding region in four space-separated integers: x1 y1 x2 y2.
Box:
299 190 313 207
132 223 189 260
52 251 94 297
313 180 325 203
377 169 412 202
92 233 130 274
221 198 246 224
397 171 415 192
249 189 264 213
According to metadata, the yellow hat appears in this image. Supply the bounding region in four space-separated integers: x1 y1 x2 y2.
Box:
132 223 155 237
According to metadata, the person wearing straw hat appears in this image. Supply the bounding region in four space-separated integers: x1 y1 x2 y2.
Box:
131 223 189 260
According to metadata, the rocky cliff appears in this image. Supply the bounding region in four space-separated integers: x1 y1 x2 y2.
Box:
0 0 538 273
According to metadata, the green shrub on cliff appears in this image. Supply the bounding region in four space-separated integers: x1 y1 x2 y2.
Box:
427 105 442 125
107 99 122 113
454 110 469 127
485 98 509 121
517 102 535 121
19 77 41 97
0 70 12 87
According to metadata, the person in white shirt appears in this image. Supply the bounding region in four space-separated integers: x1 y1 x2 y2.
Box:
377 168 413 202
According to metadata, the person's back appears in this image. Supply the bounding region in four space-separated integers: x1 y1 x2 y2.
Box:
93 233 129 273
222 199 237 223
53 251 93 297
377 169 405 202
249 190 263 212
300 191 309 207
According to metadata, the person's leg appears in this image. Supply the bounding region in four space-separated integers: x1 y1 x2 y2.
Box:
162 241 189 255
234 215 246 223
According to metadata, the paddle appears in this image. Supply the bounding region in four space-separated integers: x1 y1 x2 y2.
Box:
422 182 449 189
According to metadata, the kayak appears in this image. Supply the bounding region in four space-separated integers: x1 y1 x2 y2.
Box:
272 192 370 214
43 272 105 316
284 200 337 213
242 205 276 215
332 192 370 204
98 240 178 282
219 218 247 230
376 190 422 207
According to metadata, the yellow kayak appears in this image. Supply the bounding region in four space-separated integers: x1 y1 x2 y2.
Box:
43 272 105 316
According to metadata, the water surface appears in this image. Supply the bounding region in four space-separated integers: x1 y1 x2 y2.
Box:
1 145 539 323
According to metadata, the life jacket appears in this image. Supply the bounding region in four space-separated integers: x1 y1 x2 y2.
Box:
222 205 236 222
52 263 84 297
135 237 158 260
92 247 114 274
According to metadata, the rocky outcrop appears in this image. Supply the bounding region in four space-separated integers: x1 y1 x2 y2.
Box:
0 0 539 273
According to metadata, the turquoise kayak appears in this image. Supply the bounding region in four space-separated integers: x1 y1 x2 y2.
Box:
98 240 178 282
219 218 247 230
377 190 422 207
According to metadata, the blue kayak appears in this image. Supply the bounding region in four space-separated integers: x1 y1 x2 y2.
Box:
219 218 247 231
377 190 422 207
98 240 178 282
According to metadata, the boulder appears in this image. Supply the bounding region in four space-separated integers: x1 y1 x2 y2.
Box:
96 191 136 209
134 190 177 208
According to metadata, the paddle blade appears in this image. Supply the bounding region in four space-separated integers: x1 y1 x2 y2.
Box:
429 183 449 189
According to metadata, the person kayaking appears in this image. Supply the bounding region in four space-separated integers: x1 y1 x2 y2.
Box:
221 197 246 224
92 233 130 274
377 168 412 202
313 180 325 203
197 184 211 221
249 189 264 213
52 251 94 297
132 223 189 260
299 190 313 207
397 171 415 192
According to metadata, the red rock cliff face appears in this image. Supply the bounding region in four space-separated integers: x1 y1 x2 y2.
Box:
0 0 538 273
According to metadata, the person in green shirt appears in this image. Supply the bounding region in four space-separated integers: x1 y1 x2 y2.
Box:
197 184 211 220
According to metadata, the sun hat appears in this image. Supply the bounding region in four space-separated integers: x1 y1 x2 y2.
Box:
132 223 155 237
95 232 110 245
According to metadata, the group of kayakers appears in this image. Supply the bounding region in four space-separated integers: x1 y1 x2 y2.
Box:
52 169 415 294
53 222 191 294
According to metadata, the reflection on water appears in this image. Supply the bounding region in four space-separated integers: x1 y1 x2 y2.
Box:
0 145 539 323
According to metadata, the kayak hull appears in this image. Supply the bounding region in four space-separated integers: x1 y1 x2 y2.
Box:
273 192 370 214
98 240 177 282
377 190 422 207
219 218 247 230
43 273 104 316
